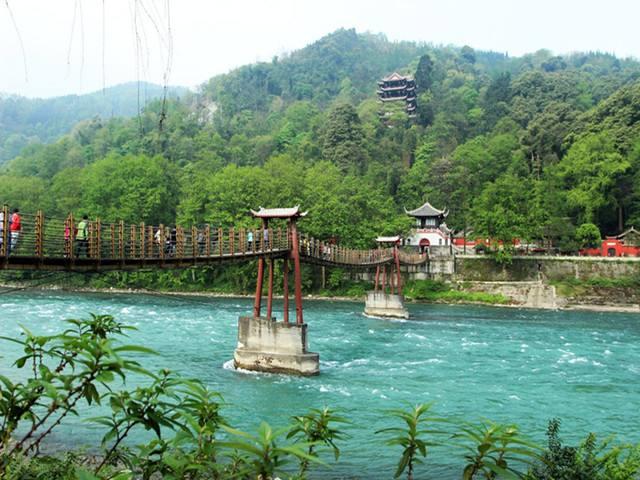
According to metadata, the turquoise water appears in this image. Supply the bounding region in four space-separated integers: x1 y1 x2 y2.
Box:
1 291 639 478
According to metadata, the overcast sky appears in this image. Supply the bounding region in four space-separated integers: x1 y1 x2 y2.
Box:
1 0 638 98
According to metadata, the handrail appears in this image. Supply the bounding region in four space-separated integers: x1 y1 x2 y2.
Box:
0 209 422 268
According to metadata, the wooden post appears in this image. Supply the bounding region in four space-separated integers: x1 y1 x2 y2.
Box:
1 205 8 257
205 225 210 256
283 257 289 324
266 258 274 320
177 227 184 258
140 223 145 259
159 225 165 259
110 224 115 258
118 221 124 259
130 225 136 258
230 227 235 255
192 226 198 257
149 226 154 258
96 218 102 260
218 227 223 256
375 265 380 292
35 210 44 258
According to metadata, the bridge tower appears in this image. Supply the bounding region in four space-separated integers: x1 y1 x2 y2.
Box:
364 236 409 319
233 206 320 375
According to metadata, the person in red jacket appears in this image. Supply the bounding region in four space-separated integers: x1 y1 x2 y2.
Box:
10 208 21 253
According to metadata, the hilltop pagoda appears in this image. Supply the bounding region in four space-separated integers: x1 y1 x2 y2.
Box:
377 72 417 118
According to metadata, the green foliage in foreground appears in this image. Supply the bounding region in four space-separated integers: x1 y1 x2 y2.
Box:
403 280 511 305
1 315 639 479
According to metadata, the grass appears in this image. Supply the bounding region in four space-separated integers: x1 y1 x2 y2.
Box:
550 275 640 297
403 280 510 305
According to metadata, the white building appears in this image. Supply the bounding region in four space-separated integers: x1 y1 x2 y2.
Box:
404 201 451 251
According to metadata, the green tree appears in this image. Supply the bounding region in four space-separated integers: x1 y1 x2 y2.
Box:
576 223 602 248
322 103 367 173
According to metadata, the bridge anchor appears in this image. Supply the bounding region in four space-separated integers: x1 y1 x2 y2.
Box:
233 316 319 375
232 206 319 375
364 236 409 319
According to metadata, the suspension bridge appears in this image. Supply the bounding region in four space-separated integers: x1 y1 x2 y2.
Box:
1 205 427 375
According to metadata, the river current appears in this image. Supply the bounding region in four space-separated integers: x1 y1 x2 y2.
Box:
1 291 639 478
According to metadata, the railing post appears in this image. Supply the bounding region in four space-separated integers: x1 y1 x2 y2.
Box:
0 204 8 257
35 210 44 259
205 225 211 257
130 225 136 259
140 222 145 259
218 227 223 256
159 224 165 259
230 227 235 255
192 225 198 257
177 227 185 258
96 218 102 260
118 221 124 260
110 224 115 259
147 225 154 258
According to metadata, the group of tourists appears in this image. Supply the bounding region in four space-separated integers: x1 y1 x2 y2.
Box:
0 206 22 255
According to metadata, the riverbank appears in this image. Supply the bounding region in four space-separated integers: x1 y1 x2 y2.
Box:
2 279 639 314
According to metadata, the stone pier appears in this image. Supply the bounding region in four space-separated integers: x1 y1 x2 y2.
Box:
233 316 320 376
364 291 409 319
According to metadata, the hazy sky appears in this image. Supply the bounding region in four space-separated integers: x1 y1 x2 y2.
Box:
1 0 638 98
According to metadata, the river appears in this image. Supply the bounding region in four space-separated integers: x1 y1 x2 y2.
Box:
1 291 639 478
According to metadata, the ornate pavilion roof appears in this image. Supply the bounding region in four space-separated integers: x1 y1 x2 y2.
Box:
617 226 639 239
250 206 308 219
404 201 448 218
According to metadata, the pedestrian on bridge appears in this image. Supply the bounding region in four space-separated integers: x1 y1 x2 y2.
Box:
75 215 89 257
9 209 21 253
247 230 253 251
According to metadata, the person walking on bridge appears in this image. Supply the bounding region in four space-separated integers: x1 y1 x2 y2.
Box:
9 209 21 253
75 215 89 257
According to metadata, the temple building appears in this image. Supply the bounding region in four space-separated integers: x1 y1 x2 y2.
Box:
377 72 417 118
404 201 452 251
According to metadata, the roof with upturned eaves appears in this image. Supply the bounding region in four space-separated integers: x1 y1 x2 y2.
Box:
379 72 414 82
404 201 448 218
250 206 308 219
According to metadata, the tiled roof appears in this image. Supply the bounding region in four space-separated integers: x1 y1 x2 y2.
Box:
250 206 307 218
404 201 448 217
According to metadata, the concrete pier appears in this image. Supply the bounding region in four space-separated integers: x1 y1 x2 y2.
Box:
364 291 409 319
233 316 320 375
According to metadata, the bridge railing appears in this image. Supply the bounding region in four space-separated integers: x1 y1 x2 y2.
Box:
0 209 290 262
397 250 429 265
297 233 394 266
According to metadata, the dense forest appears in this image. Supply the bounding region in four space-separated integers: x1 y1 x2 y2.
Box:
0 82 187 163
1 28 640 251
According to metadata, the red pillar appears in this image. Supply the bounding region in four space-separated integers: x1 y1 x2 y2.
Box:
253 258 264 318
283 257 289 324
374 265 380 292
253 219 268 318
289 219 304 325
266 257 274 319
395 245 402 294
382 265 387 294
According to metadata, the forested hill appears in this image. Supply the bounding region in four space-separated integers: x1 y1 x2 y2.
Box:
1 28 640 251
0 82 188 163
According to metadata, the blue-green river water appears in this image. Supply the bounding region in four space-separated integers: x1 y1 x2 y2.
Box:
1 291 639 478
